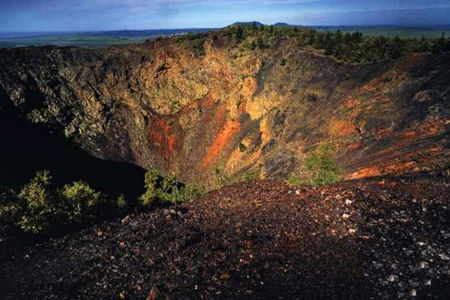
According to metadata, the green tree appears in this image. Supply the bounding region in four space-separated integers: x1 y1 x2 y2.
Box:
419 36 429 52
432 32 448 54
256 36 265 49
324 32 334 55
351 31 363 44
335 30 343 45
304 145 342 186
235 26 245 43
344 32 352 45
314 32 325 49
389 36 403 59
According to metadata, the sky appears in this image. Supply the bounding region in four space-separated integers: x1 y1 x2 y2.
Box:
0 0 449 32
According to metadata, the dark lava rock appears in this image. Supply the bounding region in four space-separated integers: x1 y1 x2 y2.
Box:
1 175 449 299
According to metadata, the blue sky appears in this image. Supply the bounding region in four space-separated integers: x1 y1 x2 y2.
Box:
1 0 449 32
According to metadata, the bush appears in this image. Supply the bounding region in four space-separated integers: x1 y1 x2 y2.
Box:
241 170 260 181
160 182 204 205
16 170 54 233
235 26 245 43
59 181 104 222
304 145 342 186
116 194 128 209
0 170 115 241
192 38 206 56
140 169 160 206
140 170 204 206
213 167 230 188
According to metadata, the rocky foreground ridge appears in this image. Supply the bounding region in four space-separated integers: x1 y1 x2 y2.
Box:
0 29 449 187
1 174 449 298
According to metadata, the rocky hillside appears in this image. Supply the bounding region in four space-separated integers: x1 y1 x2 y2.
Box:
0 28 449 187
1 174 449 298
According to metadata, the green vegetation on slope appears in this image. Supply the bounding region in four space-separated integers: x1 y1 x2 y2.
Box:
304 145 342 186
220 24 450 63
287 145 342 186
0 169 204 243
140 169 204 206
0 170 120 241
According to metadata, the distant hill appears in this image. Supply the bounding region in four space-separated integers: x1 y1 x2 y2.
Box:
232 21 264 26
273 22 293 27
232 22 296 28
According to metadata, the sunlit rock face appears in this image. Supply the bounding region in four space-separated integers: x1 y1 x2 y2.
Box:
0 35 448 187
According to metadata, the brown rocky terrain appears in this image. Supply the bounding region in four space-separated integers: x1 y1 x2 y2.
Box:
0 30 448 187
1 28 450 299
1 174 449 299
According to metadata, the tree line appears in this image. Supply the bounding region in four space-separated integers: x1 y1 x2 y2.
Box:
224 24 450 64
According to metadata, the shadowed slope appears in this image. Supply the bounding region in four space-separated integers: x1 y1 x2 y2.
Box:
0 89 145 200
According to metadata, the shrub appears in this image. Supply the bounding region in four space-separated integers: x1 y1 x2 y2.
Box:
0 170 113 241
140 170 204 206
59 181 104 222
241 170 260 181
304 145 342 186
140 169 160 206
116 194 128 209
192 38 206 56
17 170 54 233
213 167 230 188
160 183 205 205
235 26 245 43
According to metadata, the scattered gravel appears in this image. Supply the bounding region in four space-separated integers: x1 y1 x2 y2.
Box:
1 175 449 299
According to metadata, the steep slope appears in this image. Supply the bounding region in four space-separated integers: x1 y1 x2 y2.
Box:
0 89 145 199
1 175 449 298
0 32 448 187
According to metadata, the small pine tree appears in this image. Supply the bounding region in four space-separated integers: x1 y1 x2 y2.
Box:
389 36 403 59
324 32 334 55
432 32 448 54
235 26 245 43
305 145 342 186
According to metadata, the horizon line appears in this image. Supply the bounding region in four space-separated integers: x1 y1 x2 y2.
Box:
1 23 450 35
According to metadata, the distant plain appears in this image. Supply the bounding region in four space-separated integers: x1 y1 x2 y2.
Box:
1 25 448 48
